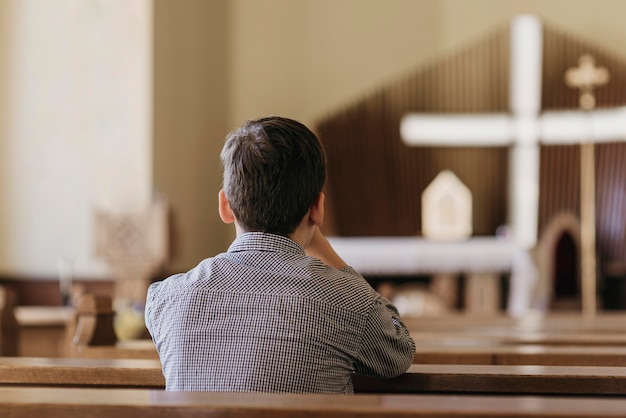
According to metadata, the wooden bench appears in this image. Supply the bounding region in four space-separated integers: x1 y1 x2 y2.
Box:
404 313 626 346
413 344 626 366
0 286 19 356
68 294 158 360
353 364 626 395
410 330 626 346
14 305 74 357
404 313 626 365
403 312 626 333
0 357 163 388
2 387 626 417
2 357 626 396
6 292 155 359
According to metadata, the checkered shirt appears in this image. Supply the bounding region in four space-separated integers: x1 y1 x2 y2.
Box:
145 232 415 393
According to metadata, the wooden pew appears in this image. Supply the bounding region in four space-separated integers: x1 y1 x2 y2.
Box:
69 294 158 360
2 387 626 417
404 312 626 346
0 357 163 389
353 364 626 395
2 357 626 397
404 312 626 365
403 312 626 334
410 330 626 346
0 286 19 356
14 305 74 357
9 292 156 359
412 344 626 366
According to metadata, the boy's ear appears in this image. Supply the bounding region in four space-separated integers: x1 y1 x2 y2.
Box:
309 192 325 227
218 189 236 224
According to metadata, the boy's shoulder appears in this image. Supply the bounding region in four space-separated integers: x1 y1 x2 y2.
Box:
148 257 216 296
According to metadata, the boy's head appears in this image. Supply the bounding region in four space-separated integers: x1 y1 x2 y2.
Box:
220 116 327 236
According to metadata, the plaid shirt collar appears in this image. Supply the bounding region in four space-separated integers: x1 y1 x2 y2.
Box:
227 232 305 255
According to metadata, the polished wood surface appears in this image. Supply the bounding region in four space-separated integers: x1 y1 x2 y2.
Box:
411 330 626 345
413 344 626 366
355 364 626 395
0 357 163 388
2 387 626 417
2 357 626 396
405 313 626 345
403 312 626 332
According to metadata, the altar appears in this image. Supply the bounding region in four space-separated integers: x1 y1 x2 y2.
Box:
328 236 538 316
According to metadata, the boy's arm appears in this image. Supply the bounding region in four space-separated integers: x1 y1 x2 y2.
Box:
354 294 416 378
306 228 416 376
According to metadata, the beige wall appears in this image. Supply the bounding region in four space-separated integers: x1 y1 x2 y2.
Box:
0 0 152 278
228 0 444 128
153 0 232 272
0 0 11 273
228 0 626 129
440 0 626 58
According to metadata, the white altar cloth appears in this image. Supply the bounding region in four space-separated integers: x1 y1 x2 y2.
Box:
327 236 538 316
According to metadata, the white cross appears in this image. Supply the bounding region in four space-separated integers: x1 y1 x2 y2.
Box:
400 14 626 250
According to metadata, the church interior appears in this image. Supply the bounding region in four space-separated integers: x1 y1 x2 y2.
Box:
0 0 625 373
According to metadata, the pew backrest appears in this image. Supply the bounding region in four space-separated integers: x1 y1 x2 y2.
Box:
2 357 626 396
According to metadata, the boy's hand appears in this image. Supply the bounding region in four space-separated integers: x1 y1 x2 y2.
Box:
305 228 347 270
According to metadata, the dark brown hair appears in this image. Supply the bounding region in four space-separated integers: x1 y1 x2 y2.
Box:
220 116 327 236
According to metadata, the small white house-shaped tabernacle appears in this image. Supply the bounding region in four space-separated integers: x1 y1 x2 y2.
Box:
422 170 472 241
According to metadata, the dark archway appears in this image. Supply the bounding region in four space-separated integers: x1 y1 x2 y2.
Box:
551 231 580 310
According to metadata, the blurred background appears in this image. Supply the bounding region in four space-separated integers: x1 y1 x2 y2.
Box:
1 0 625 305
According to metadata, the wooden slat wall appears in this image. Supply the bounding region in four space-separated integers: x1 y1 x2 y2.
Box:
316 25 510 237
316 20 626 269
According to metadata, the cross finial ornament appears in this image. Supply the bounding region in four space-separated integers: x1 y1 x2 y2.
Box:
565 54 609 110
564 54 610 318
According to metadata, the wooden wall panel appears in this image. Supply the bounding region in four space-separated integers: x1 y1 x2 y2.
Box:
316 25 509 237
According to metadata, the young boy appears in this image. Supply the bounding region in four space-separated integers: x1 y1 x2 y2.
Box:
145 116 415 393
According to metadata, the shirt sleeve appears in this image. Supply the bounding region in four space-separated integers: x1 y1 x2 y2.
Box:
353 292 416 378
144 281 161 342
